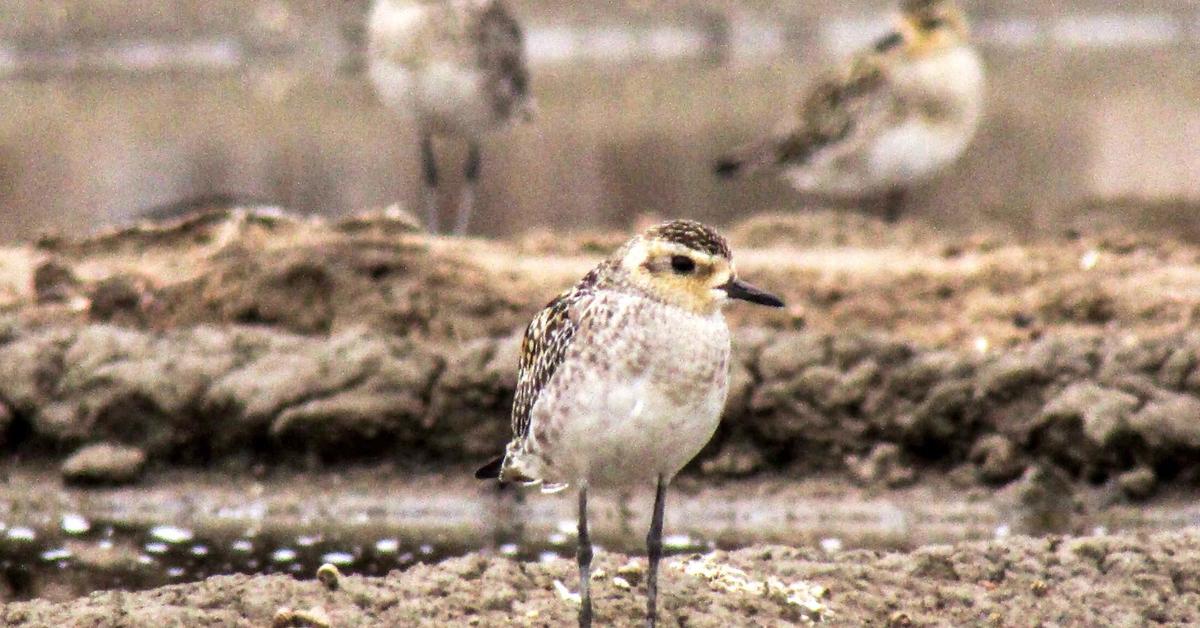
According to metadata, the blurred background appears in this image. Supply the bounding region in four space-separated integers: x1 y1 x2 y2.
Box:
0 0 1198 242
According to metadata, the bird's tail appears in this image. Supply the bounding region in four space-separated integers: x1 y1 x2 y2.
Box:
474 456 504 480
713 139 778 179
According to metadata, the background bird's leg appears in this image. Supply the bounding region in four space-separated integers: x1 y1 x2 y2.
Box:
577 485 593 628
646 475 667 628
882 187 907 223
420 131 439 234
454 141 481 236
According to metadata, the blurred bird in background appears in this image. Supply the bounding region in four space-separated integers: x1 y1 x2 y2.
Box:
368 0 535 235
714 0 984 222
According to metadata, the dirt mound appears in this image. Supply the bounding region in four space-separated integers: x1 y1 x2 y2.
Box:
5 531 1198 626
5 208 1200 495
4 321 1200 500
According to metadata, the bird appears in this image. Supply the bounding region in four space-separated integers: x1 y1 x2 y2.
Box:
714 0 984 222
475 220 784 627
367 0 535 236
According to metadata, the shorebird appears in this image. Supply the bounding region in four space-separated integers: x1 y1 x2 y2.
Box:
714 0 984 222
367 0 534 235
476 220 784 627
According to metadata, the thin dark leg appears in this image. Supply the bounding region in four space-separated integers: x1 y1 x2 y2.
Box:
454 141 481 236
882 187 906 223
420 131 439 234
646 475 667 628
577 486 593 628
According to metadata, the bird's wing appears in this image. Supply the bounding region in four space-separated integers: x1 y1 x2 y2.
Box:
510 267 604 439
776 43 901 167
716 33 903 176
474 1 531 116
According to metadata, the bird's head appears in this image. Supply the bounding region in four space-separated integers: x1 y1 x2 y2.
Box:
897 0 971 56
616 220 784 315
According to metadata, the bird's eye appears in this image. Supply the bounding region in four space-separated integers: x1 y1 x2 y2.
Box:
670 255 696 274
921 17 945 30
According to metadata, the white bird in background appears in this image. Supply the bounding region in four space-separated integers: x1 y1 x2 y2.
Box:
715 0 985 222
367 0 535 235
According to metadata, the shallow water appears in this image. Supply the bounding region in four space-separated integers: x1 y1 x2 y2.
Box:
3 470 1200 601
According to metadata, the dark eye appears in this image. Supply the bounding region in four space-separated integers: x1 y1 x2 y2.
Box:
921 17 945 30
670 255 696 274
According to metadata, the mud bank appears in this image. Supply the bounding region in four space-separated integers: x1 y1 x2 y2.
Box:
4 318 1200 497
5 529 1199 626
3 209 1200 495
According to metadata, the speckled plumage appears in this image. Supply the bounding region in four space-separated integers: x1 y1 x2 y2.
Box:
482 221 760 488
715 0 984 205
476 220 782 628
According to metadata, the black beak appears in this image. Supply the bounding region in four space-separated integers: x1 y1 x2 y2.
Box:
720 278 785 308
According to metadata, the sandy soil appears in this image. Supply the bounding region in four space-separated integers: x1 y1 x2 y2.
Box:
5 529 1199 626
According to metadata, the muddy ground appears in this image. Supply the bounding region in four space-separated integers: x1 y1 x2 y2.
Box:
2 208 1200 499
3 207 1200 619
6 529 1199 626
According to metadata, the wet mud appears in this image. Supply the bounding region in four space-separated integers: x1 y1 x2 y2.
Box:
5 529 1199 626
4 207 1200 616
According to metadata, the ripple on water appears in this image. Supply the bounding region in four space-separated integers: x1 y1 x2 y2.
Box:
6 527 36 542
61 514 91 535
40 548 72 561
320 551 355 566
149 525 194 544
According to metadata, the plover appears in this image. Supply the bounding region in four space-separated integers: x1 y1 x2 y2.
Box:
714 0 984 221
367 0 534 235
476 220 784 627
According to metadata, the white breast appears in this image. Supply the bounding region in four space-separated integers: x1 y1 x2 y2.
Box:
530 293 732 488
867 45 985 186
366 0 495 136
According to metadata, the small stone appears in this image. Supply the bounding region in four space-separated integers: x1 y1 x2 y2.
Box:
1129 396 1200 449
88 276 148 324
969 435 1024 485
846 443 916 488
61 443 147 486
887 611 913 627
272 607 331 628
1040 383 1138 447
33 259 81 304
1031 580 1049 597
1116 466 1157 501
316 563 340 591
616 559 645 587
699 442 764 477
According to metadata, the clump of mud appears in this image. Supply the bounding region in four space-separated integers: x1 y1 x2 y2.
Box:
4 531 1198 626
4 207 1200 497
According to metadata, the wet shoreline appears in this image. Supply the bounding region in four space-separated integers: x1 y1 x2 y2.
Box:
3 466 1200 601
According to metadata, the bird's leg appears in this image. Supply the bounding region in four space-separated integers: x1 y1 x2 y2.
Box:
577 485 594 628
881 187 906 223
420 131 439 234
646 475 667 628
454 141 481 237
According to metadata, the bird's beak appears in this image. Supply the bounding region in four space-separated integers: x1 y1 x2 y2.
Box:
719 278 785 307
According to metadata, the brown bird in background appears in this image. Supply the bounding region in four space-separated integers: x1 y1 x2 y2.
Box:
715 0 984 222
